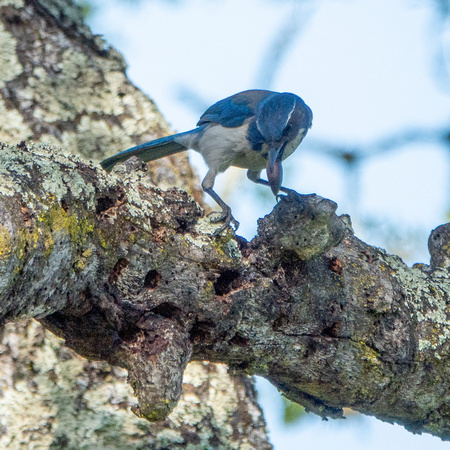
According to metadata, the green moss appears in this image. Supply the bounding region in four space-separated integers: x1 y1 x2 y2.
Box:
357 340 381 366
74 248 93 271
249 361 269 376
0 224 12 259
39 205 95 248
138 398 175 422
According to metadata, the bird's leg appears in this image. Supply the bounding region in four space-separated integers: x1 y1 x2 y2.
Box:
247 170 297 199
252 178 296 196
201 170 239 233
203 187 240 234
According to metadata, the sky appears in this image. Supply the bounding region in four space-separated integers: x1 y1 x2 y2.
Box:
88 0 449 265
86 0 450 448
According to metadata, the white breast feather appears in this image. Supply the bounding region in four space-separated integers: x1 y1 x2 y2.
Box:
176 123 306 174
193 123 266 172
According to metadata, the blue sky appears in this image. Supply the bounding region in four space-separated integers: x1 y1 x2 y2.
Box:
87 0 450 448
90 0 449 264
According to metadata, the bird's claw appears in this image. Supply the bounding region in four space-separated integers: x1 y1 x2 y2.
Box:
207 211 240 235
276 187 297 202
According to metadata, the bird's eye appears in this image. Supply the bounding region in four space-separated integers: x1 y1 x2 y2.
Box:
285 123 293 134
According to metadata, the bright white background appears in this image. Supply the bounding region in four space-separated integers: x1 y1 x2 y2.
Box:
86 0 450 448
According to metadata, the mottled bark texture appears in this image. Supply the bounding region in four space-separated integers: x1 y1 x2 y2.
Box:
0 142 450 442
0 320 269 449
0 0 202 202
0 1 271 448
1 0 450 446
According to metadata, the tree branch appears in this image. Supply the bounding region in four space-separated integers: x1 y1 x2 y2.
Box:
0 0 271 446
0 320 271 449
1 142 449 439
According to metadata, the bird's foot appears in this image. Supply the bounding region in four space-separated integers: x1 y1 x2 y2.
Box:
276 187 297 202
207 211 240 235
202 187 239 234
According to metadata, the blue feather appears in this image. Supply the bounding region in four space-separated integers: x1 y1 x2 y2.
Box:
197 90 274 128
100 129 198 172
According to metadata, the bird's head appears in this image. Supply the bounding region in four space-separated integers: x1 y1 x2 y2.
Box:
256 93 312 195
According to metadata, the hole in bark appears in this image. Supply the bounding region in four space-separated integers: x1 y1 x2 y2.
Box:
118 322 140 341
5 12 23 26
190 320 214 343
181 431 201 445
60 199 69 212
108 258 129 284
151 302 181 319
234 361 249 371
280 257 305 284
209 435 222 449
96 196 115 214
327 256 343 276
432 232 441 242
214 269 240 296
321 322 339 338
118 304 145 341
305 339 318 357
143 270 161 289
273 314 286 331
229 334 249 347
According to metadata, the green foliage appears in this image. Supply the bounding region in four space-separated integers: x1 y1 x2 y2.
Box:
282 398 306 425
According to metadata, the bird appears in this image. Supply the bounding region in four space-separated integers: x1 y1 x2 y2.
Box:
101 89 313 234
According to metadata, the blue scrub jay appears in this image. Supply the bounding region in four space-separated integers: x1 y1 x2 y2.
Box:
101 89 313 233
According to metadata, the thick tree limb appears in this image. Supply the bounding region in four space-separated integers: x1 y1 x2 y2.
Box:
0 1 271 447
0 321 270 449
1 143 449 439
1 0 449 444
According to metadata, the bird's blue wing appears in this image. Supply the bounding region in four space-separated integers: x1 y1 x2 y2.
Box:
197 90 274 128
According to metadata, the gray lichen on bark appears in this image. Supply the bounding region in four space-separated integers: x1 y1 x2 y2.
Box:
0 321 270 449
0 0 270 447
0 140 272 448
0 0 202 200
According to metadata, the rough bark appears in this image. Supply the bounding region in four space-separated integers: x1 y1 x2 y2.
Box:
0 142 449 441
0 320 269 449
0 1 271 448
1 0 450 445
0 0 202 200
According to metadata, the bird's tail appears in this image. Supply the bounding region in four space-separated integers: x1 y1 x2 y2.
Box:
100 129 198 173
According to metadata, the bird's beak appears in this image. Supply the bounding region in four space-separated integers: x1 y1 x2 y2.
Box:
266 145 284 195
